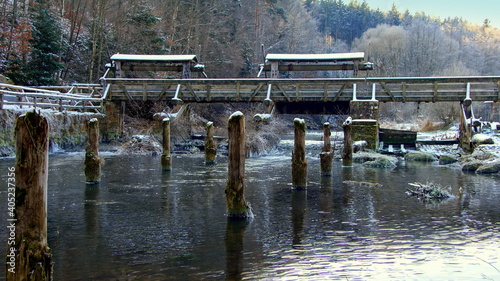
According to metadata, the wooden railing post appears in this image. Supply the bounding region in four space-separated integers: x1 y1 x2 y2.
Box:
8 111 53 280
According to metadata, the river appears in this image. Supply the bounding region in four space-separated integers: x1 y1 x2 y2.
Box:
1 151 499 280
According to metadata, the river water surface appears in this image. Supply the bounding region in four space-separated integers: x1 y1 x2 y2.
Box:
1 152 500 280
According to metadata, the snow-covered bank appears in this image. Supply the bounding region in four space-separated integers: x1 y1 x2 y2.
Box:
0 108 105 157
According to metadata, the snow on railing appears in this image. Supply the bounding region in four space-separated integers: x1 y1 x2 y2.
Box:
0 83 105 112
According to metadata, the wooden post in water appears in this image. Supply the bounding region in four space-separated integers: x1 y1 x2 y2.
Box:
85 118 101 184
161 118 172 171
342 117 353 166
226 111 252 219
320 122 333 177
8 111 53 280
205 121 217 164
292 118 308 189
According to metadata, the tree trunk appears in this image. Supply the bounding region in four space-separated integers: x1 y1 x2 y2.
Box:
320 122 333 177
226 112 251 219
342 117 353 166
292 118 307 189
85 118 101 184
161 118 172 171
8 111 53 280
204 121 217 164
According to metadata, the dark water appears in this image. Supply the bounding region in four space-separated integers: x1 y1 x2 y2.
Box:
1 152 500 280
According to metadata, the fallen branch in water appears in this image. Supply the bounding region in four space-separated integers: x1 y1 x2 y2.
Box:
406 181 453 201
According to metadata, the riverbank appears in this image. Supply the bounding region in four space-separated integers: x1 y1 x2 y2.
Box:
1 109 499 176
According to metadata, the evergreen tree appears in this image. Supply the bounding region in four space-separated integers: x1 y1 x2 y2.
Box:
26 0 63 85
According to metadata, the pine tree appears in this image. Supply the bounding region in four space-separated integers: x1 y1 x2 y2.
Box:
26 0 63 85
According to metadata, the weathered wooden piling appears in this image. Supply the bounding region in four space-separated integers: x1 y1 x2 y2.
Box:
8 111 52 280
320 122 333 177
204 121 217 164
226 111 252 219
161 118 172 171
342 117 353 166
292 118 308 189
85 118 101 184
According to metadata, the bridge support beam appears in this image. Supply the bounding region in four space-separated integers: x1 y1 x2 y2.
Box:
349 100 380 151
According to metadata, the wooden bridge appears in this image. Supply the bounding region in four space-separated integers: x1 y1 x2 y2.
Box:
1 76 500 113
102 76 500 104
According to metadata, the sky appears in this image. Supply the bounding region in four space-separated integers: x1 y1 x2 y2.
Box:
366 0 500 28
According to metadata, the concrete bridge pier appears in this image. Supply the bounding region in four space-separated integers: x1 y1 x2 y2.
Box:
349 89 380 151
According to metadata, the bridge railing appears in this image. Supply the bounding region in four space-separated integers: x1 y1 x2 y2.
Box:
102 76 500 103
0 83 106 112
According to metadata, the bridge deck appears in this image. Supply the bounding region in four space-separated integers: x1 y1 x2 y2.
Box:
103 76 500 103
1 76 499 113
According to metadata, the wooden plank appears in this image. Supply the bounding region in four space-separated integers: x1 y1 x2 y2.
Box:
184 83 200 101
433 81 438 102
497 81 500 101
143 83 147 101
275 84 291 102
236 81 241 101
120 84 134 101
379 82 396 101
156 83 173 101
323 83 328 102
295 84 300 102
332 83 349 102
206 84 212 102
402 82 406 102
248 82 265 102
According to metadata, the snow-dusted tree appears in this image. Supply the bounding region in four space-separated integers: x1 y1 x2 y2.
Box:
353 24 407 77
402 18 459 77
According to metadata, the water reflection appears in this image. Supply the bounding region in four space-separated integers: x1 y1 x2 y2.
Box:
291 190 307 247
84 183 100 236
225 219 248 281
0 154 499 280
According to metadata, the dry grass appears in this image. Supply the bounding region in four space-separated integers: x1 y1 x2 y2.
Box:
418 119 445 132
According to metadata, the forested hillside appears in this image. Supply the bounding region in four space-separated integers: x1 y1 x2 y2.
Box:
1 0 499 85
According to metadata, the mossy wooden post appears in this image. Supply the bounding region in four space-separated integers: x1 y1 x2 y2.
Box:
342 117 353 166
226 112 251 219
8 111 52 280
292 118 308 189
85 118 101 184
161 118 172 171
320 122 334 177
205 121 217 164
459 99 473 152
